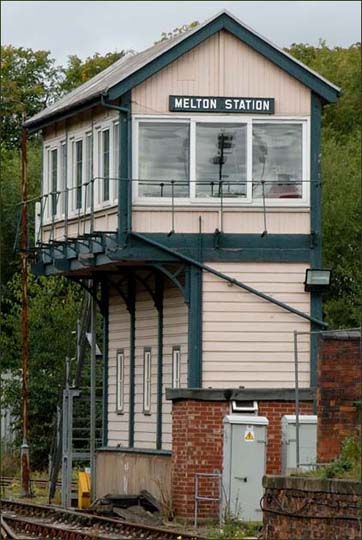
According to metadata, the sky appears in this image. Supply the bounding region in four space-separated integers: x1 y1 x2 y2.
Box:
1 1 361 66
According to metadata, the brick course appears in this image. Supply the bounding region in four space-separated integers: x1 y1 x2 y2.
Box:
317 335 362 463
171 398 312 518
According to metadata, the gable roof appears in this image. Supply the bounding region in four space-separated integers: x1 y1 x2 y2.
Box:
24 10 341 131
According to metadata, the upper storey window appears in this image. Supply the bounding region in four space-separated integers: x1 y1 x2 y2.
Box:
138 122 190 197
196 123 247 198
134 117 308 205
252 124 303 199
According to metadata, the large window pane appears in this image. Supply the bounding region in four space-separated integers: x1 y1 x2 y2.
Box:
196 123 247 198
253 124 303 199
139 122 189 197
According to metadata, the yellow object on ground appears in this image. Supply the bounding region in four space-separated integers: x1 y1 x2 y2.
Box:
78 471 91 509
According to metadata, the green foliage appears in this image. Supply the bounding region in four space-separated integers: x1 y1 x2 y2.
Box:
60 50 127 93
296 436 362 480
0 273 81 468
287 41 362 328
287 41 361 136
0 46 62 147
207 520 261 538
0 140 42 284
322 131 362 327
155 21 199 44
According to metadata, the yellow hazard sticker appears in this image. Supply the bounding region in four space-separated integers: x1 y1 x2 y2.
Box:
244 426 255 442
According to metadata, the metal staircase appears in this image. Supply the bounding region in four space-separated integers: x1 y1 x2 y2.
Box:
48 290 103 505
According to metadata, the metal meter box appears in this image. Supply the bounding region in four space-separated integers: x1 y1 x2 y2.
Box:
222 415 268 522
281 415 317 475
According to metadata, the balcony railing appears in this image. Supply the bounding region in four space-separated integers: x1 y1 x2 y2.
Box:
35 176 308 245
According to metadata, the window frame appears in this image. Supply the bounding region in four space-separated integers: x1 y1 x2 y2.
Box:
116 349 125 414
133 114 310 207
172 346 181 389
94 121 117 208
143 347 152 415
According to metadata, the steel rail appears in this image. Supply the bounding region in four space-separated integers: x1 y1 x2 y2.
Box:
0 499 207 540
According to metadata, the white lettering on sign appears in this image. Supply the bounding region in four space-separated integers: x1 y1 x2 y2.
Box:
169 96 275 113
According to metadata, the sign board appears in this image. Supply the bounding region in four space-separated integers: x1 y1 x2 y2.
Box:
244 426 255 442
169 95 275 114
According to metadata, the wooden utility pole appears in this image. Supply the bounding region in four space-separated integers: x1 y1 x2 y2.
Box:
20 112 31 497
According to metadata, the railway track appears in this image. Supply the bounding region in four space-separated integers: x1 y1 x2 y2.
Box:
0 499 207 540
0 475 77 490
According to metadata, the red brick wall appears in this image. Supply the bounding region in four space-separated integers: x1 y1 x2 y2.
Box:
317 336 362 463
172 400 229 518
259 401 313 474
171 399 312 518
263 476 362 540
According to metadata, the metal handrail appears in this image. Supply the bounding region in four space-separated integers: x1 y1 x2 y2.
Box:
32 176 316 245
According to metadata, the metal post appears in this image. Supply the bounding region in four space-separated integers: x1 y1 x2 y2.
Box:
20 113 31 498
294 330 300 468
61 358 70 507
90 282 97 501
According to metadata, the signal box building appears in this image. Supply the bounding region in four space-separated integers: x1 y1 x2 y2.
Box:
25 12 339 518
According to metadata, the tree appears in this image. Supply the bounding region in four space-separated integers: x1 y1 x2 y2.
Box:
287 41 361 136
286 41 362 328
0 274 81 469
60 51 127 93
0 46 61 148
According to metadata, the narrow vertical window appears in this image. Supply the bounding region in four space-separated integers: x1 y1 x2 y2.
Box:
51 149 58 216
143 348 151 414
116 350 124 413
103 129 110 202
172 347 181 388
59 142 66 215
75 140 83 210
85 134 93 209
113 123 119 188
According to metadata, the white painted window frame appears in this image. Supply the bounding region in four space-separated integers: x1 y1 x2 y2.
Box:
172 347 181 389
116 349 125 414
42 118 119 224
94 120 116 208
43 139 62 221
132 114 310 208
143 348 152 415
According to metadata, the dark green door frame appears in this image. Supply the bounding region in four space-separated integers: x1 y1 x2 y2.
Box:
187 265 203 388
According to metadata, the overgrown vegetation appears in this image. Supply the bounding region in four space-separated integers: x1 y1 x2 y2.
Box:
293 436 362 480
0 33 361 472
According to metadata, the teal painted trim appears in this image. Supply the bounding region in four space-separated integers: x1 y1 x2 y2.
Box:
101 280 109 446
310 93 323 386
188 266 202 387
32 233 313 276
132 231 327 328
107 13 339 104
155 272 164 449
97 447 172 456
128 274 136 447
118 91 132 241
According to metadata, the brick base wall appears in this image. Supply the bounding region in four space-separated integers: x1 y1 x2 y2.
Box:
317 334 362 463
171 398 312 518
262 476 362 540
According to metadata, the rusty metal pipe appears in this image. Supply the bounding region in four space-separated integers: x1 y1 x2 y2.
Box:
20 113 31 497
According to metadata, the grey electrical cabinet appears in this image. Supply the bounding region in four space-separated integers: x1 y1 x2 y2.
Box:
222 415 268 522
281 415 317 475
